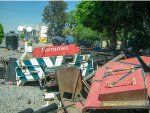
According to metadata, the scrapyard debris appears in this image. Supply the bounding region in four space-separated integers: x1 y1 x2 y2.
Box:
15 53 97 86
14 44 119 87
3 39 150 113
18 108 34 113
43 93 55 101
0 79 5 84
42 101 51 108
0 58 7 79
5 58 17 82
19 103 58 113
81 56 150 113
0 79 17 85
34 103 58 113
56 66 83 101
33 44 80 57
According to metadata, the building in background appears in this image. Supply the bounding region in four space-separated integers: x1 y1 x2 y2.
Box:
18 26 26 34
18 25 48 43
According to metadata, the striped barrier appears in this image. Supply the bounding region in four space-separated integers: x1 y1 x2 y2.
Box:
15 54 97 86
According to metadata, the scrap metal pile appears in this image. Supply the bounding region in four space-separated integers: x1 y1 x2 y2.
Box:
82 55 150 113
1 43 150 113
15 44 98 87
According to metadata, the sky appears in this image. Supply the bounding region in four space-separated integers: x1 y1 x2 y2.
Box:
0 1 79 33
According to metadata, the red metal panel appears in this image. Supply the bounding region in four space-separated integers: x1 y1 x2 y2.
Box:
105 61 135 72
120 57 141 65
141 56 150 66
146 73 150 96
83 67 106 110
100 68 145 96
33 44 80 57
83 57 148 111
141 56 150 95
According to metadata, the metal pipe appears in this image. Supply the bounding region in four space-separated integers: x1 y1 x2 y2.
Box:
33 103 58 113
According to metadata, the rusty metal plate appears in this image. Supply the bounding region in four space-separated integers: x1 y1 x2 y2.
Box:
56 66 82 101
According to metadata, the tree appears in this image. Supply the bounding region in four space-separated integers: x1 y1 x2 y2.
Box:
128 30 150 53
62 10 77 37
66 10 77 28
76 1 150 51
74 24 101 46
42 1 67 36
62 27 73 36
20 33 25 40
65 8 104 47
119 2 150 50
116 2 150 49
0 23 4 44
76 1 123 50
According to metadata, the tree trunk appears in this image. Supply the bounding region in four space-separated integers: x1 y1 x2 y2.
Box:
100 38 103 48
122 28 128 49
105 40 110 49
143 13 150 36
109 28 117 51
142 5 150 36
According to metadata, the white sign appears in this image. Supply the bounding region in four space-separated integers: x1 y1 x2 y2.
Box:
41 26 48 34
26 27 33 32
18 26 25 32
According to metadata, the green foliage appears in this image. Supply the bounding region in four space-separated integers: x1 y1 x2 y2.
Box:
74 24 101 44
20 33 25 39
128 30 150 52
62 27 73 36
66 10 77 28
0 23 4 44
76 1 122 50
76 1 150 50
42 1 67 36
65 7 103 46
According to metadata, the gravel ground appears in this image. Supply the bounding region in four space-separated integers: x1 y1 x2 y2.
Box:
0 38 55 113
0 82 46 113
